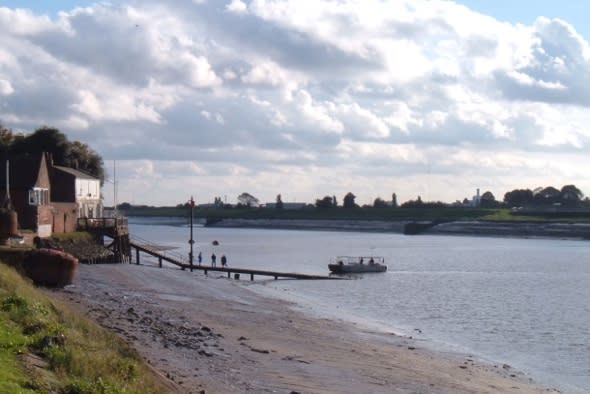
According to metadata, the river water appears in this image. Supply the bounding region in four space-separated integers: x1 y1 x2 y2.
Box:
129 217 590 393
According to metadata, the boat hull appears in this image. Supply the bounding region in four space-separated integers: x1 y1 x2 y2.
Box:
328 263 387 274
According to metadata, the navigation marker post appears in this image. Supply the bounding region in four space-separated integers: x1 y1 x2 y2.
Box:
188 196 195 272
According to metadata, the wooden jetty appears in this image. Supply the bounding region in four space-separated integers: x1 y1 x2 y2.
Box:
129 240 340 281
77 217 131 262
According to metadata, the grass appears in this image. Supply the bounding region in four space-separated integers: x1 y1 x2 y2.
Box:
50 232 95 243
0 262 170 393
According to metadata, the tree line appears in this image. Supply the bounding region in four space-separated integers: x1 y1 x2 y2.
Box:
1 124 104 183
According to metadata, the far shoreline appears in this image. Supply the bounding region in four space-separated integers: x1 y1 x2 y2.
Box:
154 216 590 240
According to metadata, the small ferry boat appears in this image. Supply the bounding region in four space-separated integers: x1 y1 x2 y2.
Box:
328 256 387 274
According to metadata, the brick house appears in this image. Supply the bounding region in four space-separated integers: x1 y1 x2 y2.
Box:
0 154 53 236
1 152 103 236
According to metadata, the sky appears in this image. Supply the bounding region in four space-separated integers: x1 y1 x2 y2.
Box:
1 1 590 207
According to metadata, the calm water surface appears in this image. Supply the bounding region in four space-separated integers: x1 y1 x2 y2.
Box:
130 217 590 393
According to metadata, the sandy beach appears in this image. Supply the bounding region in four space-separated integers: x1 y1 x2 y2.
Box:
48 264 558 394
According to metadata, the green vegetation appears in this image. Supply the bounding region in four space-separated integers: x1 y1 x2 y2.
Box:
1 125 104 183
50 232 95 243
118 204 590 223
0 263 167 393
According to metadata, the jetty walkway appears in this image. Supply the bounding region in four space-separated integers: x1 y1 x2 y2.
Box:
78 217 339 280
129 237 339 280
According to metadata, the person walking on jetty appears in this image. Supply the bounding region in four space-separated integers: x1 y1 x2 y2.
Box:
211 253 216 267
221 254 227 267
197 251 202 266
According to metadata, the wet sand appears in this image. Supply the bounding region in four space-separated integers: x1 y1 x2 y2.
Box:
49 264 558 394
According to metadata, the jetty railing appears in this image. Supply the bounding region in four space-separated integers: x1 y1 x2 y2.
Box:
127 234 340 281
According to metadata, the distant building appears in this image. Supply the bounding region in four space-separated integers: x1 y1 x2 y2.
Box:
471 188 481 207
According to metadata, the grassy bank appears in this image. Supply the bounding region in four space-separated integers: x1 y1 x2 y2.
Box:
0 262 173 393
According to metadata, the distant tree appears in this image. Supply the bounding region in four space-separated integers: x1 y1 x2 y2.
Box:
534 186 560 205
117 202 132 210
315 195 334 209
373 197 387 208
479 191 498 208
391 193 398 208
332 195 337 207
276 194 284 209
343 192 357 209
560 184 583 206
401 196 423 208
237 192 259 207
503 189 534 207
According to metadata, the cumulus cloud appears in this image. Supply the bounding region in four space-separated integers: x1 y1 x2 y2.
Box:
1 1 590 205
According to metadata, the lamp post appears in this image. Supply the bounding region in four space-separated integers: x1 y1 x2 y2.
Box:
188 196 195 272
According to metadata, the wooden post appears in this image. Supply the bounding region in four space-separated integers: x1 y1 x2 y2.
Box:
158 257 162 268
136 248 140 265
227 271 230 278
250 273 254 281
204 269 207 276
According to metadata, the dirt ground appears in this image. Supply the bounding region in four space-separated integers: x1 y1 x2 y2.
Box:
47 264 559 394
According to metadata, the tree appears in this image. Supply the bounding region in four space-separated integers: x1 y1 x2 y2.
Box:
6 126 105 183
332 195 337 207
68 140 104 184
401 196 423 208
479 191 497 208
503 189 533 207
10 127 70 166
534 186 560 205
343 192 357 209
391 193 398 208
560 184 583 206
0 124 16 155
276 194 284 209
117 202 132 210
373 197 387 208
237 192 259 207
315 195 334 209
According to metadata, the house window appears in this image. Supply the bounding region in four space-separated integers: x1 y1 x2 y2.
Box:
29 188 49 206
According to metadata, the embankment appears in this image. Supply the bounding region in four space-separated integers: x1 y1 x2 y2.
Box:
206 218 590 239
206 218 408 232
426 221 590 239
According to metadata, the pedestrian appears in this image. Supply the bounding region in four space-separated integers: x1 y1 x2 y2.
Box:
211 253 216 267
198 251 202 265
221 254 227 267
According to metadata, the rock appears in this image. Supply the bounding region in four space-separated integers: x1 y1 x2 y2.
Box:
23 248 78 287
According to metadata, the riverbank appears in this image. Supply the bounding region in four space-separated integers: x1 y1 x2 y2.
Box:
49 264 558 394
205 218 590 239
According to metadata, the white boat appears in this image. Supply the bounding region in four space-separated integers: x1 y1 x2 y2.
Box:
328 256 387 274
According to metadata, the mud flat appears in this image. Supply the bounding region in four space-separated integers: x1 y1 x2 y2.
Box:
48 264 558 394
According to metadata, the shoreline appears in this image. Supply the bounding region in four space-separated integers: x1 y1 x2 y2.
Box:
49 264 559 393
202 218 590 240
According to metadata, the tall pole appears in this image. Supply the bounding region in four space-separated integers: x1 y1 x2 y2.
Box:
189 196 195 272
